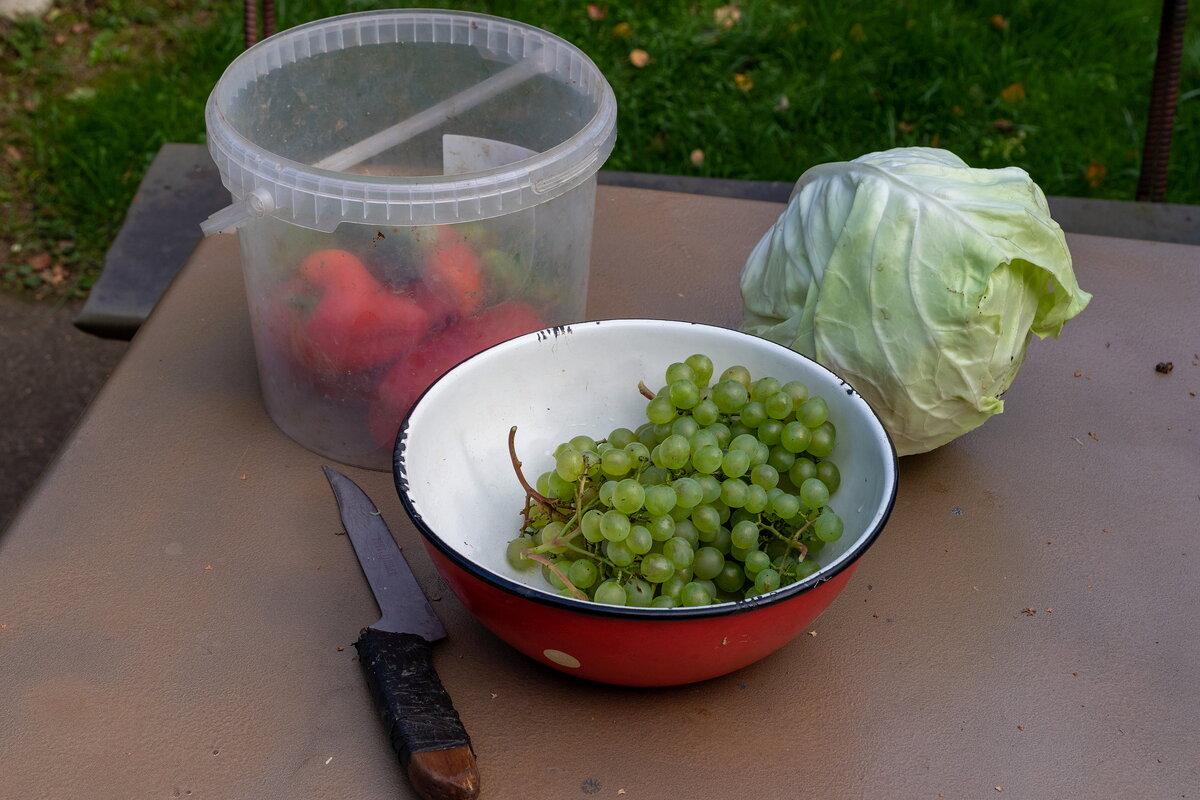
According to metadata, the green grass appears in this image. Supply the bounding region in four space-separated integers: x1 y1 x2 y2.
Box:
2 0 1198 299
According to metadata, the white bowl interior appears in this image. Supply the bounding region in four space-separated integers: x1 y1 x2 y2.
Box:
398 320 896 607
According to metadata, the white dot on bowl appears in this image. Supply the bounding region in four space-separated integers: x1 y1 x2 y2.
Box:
542 649 581 669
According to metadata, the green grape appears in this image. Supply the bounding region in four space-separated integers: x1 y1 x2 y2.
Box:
680 582 713 607
719 365 752 388
691 398 720 426
535 471 553 497
606 539 636 567
691 444 723 474
750 376 782 402
706 422 732 449
644 484 678 516
544 560 570 590
799 477 831 509
764 391 794 420
757 419 783 446
624 441 651 465
782 380 809 405
658 434 691 470
598 480 617 507
647 514 676 541
668 379 701 410
672 477 703 508
798 396 829 428
696 475 722 504
685 353 714 386
665 361 696 384
660 574 687 602
600 447 633 477
743 549 771 577
693 546 725 580
594 579 626 606
650 595 678 608
636 423 657 448
641 466 670 485
607 427 636 449
750 464 780 490
751 441 770 468
581 450 602 478
721 449 750 478
664 536 696 569
753 568 781 593
568 558 599 589
581 509 605 542
673 519 700 547
789 457 818 486
729 433 759 456
538 521 567 554
715 561 746 593
669 503 692 522
781 421 812 454
721 478 749 508
712 379 749 414
623 577 654 607
739 401 767 428
807 422 836 458
627 524 654 555
728 421 754 440
794 559 820 579
692 504 721 534
646 395 676 425
569 435 598 453
771 492 801 519
548 470 576 500
670 415 699 439
696 579 719 600
730 519 760 550
600 509 631 542
767 445 796 473
814 509 844 542
710 525 733 554
689 429 719 452
640 554 675 583
506 535 537 570
743 484 769 514
613 478 645 514
652 422 673 444
816 460 841 493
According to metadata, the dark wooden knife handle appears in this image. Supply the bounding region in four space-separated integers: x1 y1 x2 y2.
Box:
354 628 480 800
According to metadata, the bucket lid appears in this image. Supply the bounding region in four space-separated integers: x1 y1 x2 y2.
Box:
203 10 617 234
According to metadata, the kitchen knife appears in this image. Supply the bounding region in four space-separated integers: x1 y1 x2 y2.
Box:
322 466 479 800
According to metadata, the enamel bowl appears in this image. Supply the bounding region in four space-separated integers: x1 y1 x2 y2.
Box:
394 319 897 686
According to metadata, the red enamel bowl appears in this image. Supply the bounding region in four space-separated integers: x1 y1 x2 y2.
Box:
394 319 897 686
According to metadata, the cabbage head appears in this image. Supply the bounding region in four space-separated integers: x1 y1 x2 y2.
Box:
741 147 1091 456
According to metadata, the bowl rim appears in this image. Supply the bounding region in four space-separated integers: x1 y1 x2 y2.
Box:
393 318 898 620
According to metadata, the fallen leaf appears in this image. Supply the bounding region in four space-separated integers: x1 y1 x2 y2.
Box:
1088 432 1099 441
28 252 52 271
990 14 1008 30
714 4 741 29
807 630 817 637
689 148 705 167
829 48 843 62
629 48 650 68
612 21 633 38
586 4 607 21
1000 82 1026 104
1085 161 1107 189
734 73 754 91
71 21 88 34
39 264 69 287
5 145 23 164
849 22 866 42
1017 725 1025 730
203 565 214 571
1154 361 1173 374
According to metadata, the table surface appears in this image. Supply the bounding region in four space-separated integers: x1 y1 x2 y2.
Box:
2 186 1197 799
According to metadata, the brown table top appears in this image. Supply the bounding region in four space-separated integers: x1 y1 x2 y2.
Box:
2 186 1197 799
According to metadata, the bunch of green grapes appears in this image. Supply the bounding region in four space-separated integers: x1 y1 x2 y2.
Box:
506 354 845 608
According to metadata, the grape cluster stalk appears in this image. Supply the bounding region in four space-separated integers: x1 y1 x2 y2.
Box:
507 354 845 608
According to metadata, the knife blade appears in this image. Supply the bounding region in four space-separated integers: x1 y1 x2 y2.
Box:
323 466 480 800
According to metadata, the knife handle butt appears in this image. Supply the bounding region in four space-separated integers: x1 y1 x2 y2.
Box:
355 628 480 800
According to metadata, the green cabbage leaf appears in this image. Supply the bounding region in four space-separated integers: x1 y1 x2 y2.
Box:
741 147 1091 455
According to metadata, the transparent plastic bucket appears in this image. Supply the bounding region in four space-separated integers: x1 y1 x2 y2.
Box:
203 10 617 469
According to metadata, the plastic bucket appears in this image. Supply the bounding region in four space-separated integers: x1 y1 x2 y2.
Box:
203 9 617 469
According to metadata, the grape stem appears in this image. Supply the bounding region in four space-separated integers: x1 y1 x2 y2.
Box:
637 381 656 400
508 426 572 512
524 551 588 601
